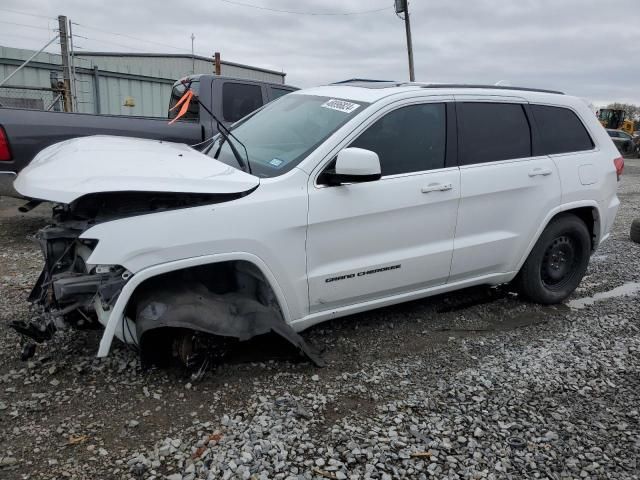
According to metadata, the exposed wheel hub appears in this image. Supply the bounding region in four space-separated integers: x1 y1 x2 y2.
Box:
172 330 230 378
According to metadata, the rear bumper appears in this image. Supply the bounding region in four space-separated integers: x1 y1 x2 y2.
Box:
0 171 19 198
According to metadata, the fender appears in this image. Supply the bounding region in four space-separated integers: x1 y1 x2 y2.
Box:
512 200 602 275
97 252 292 357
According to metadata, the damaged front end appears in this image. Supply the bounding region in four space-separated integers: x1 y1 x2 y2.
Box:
10 136 328 369
11 204 131 354
12 193 325 369
11 190 228 356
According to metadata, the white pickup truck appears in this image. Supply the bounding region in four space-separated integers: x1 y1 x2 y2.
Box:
12 80 622 366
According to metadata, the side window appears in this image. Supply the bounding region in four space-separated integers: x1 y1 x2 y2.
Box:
270 87 292 100
530 104 594 154
458 102 531 165
349 103 446 176
223 83 264 123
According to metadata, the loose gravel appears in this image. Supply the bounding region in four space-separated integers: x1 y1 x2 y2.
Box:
1 159 639 480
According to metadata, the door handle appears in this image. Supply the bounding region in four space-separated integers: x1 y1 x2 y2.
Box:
528 168 553 177
421 183 453 193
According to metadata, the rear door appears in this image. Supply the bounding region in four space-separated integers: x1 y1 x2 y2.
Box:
449 98 562 281
306 99 460 311
528 104 616 234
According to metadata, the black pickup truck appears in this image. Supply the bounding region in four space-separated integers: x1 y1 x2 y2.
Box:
0 75 296 197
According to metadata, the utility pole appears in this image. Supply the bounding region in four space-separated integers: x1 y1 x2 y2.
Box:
214 51 221 76
395 0 415 81
58 15 73 112
191 33 195 74
68 18 78 111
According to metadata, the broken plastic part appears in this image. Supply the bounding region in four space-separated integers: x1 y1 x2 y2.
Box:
135 281 325 367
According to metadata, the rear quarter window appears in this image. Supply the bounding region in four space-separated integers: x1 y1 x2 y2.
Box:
530 105 594 155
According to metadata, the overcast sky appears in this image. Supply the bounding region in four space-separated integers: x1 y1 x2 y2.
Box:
1 0 639 106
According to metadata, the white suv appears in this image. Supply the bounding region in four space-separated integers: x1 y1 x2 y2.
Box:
13 81 622 364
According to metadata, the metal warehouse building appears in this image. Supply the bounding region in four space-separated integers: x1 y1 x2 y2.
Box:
0 46 286 117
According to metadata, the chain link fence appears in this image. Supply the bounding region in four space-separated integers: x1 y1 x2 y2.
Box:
0 85 64 111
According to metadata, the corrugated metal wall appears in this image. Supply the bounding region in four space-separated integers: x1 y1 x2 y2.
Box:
0 46 285 117
93 72 173 117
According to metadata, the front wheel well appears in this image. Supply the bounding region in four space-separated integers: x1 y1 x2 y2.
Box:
125 260 281 321
120 260 325 367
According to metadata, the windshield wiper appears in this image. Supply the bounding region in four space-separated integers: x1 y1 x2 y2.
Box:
212 126 249 174
183 80 252 174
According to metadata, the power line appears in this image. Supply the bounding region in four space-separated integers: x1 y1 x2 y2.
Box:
71 22 195 54
0 31 59 47
219 0 389 16
0 6 56 20
0 20 56 31
72 36 158 54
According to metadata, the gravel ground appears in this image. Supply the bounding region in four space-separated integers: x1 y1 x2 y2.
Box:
1 159 639 480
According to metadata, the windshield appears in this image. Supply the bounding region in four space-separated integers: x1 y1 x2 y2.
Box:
207 94 368 177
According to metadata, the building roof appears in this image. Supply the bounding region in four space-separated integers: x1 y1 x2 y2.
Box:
75 51 285 77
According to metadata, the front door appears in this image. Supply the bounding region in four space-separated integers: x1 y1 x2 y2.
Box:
306 101 460 312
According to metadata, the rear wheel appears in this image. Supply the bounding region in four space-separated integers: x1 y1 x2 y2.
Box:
516 214 591 304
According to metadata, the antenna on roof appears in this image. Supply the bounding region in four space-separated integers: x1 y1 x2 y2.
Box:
495 80 512 86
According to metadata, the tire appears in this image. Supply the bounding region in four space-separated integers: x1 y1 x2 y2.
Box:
631 219 640 244
516 214 591 304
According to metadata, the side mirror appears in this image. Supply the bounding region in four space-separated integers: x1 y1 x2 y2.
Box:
323 147 382 186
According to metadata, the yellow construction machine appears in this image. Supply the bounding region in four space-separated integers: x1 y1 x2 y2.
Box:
598 108 635 135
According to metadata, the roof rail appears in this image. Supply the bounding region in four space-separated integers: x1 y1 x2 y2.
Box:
331 78 396 84
330 79 564 95
419 84 564 95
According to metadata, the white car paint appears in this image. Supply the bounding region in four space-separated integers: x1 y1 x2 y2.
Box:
14 83 621 356
14 135 259 203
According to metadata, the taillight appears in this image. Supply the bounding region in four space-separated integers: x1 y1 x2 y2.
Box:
613 156 624 181
0 126 11 161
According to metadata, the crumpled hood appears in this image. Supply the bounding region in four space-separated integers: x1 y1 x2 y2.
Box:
14 135 259 203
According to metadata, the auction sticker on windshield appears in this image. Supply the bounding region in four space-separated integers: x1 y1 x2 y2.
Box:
321 99 361 114
269 158 285 168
